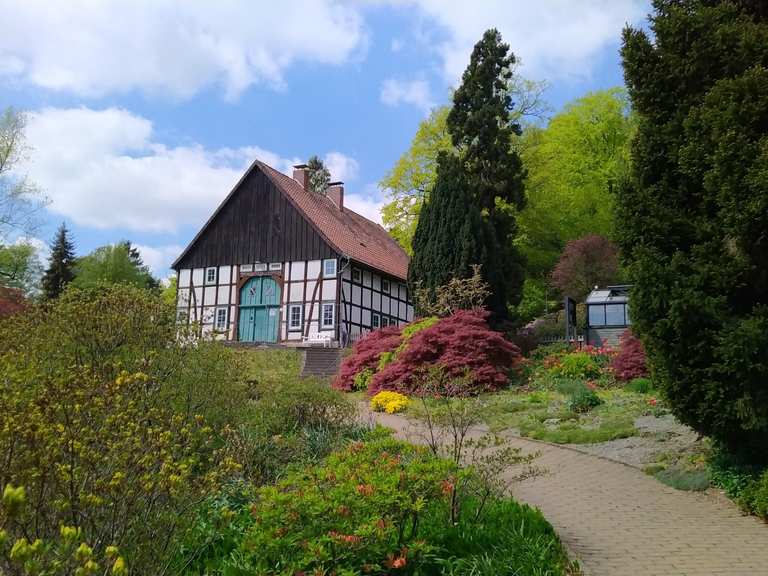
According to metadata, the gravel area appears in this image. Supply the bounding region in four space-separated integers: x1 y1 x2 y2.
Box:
570 413 703 469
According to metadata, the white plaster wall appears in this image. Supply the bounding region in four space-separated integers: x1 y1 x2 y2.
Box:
307 260 321 278
291 261 305 281
178 269 191 287
192 268 204 286
322 279 337 300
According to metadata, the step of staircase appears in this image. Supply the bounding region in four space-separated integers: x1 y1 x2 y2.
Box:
301 347 343 378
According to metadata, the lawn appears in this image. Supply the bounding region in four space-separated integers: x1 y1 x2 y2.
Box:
408 387 657 444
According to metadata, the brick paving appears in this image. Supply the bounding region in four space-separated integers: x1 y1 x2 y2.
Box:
364 409 768 576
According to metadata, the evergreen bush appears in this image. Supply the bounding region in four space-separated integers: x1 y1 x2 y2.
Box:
619 0 768 458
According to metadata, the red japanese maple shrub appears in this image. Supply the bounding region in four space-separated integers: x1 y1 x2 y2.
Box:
333 325 402 391
0 287 27 318
610 329 648 381
369 309 521 396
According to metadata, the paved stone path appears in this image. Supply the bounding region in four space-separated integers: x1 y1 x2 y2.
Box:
363 409 768 576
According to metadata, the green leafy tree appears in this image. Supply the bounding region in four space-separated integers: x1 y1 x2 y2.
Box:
41 223 76 299
306 155 330 194
519 88 634 276
411 29 526 322
618 0 768 458
381 107 452 253
0 242 41 295
73 241 158 290
162 275 178 306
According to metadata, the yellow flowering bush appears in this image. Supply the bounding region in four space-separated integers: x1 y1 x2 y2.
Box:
370 391 410 414
0 285 245 574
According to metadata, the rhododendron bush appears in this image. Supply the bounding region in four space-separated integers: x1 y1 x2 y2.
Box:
334 310 521 396
610 329 648 381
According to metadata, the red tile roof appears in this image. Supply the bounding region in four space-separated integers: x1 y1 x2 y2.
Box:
258 161 410 280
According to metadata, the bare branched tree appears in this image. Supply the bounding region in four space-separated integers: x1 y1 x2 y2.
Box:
0 107 48 241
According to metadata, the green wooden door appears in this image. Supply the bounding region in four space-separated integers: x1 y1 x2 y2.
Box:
238 276 280 343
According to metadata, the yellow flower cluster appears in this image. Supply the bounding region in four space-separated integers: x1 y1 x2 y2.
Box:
370 391 409 414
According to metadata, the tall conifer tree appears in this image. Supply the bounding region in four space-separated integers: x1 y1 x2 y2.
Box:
410 29 526 322
41 223 75 299
619 0 768 458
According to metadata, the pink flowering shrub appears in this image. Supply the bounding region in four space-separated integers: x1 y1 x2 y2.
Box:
610 329 648 381
369 310 521 396
333 326 402 391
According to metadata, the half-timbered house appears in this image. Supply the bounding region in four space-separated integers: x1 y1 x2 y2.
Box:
172 160 413 345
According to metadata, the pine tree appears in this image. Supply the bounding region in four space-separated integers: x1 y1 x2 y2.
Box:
410 29 526 323
306 155 330 194
619 0 768 459
41 223 76 299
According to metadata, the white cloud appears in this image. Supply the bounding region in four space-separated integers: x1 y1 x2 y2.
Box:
21 107 360 236
0 0 366 99
134 243 184 276
403 0 647 83
324 151 360 182
380 78 434 112
24 107 256 233
344 183 384 224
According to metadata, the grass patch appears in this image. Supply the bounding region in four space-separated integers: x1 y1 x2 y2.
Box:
239 347 304 385
654 468 710 491
477 388 649 444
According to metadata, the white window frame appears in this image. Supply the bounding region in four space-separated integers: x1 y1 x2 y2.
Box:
371 313 380 329
254 263 268 272
214 307 228 331
269 262 282 271
323 259 337 278
381 279 390 294
205 267 217 284
288 304 303 331
240 264 254 273
351 267 362 283
381 316 389 327
321 302 335 329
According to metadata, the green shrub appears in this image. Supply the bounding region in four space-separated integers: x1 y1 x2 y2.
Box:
177 439 571 575
549 352 600 380
566 387 603 414
739 471 768 518
554 378 589 396
654 468 710 492
626 377 654 394
226 376 362 484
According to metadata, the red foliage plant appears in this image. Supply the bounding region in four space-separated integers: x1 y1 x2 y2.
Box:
333 325 403 391
368 309 521 396
0 287 27 318
610 329 648 381
551 234 619 301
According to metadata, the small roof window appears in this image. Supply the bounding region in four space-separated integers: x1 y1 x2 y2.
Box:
585 285 630 304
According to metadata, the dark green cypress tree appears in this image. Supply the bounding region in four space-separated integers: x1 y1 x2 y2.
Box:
41 223 76 299
408 152 485 305
411 28 526 322
619 0 768 458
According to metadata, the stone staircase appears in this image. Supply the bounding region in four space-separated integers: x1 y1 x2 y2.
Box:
301 347 343 378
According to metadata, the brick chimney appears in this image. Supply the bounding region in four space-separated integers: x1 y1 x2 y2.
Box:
328 181 344 211
292 164 309 188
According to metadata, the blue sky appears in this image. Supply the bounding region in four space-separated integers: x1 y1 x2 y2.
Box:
0 0 649 277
